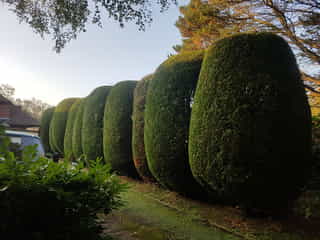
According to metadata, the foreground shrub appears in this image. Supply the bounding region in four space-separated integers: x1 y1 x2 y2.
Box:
40 107 55 154
0 129 126 239
82 86 111 161
103 81 138 178
189 33 312 213
64 99 82 161
49 98 79 154
72 99 86 160
132 75 155 182
144 51 205 196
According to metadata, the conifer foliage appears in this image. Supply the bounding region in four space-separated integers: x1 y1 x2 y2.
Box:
103 81 138 178
144 51 205 196
189 33 312 211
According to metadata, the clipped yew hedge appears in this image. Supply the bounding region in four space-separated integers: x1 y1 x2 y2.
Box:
189 33 312 212
40 107 55 153
132 75 155 182
64 99 82 161
49 98 79 154
144 51 205 196
82 86 111 161
103 81 138 178
72 99 86 160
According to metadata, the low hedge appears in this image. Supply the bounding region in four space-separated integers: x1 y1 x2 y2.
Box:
0 134 125 240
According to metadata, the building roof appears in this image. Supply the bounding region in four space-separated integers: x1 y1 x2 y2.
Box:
9 105 40 128
0 95 13 104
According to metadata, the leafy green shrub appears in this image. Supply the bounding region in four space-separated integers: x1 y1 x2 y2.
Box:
132 75 155 182
189 33 312 213
82 86 111 161
40 107 55 153
50 98 79 154
72 99 86 160
0 128 126 239
103 81 138 178
64 99 83 161
144 51 205 196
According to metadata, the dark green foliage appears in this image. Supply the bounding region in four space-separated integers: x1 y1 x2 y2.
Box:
72 99 86 160
189 33 312 212
40 107 55 153
104 81 138 178
50 98 78 154
82 86 111 161
132 75 155 182
64 99 83 161
0 128 126 239
144 51 205 196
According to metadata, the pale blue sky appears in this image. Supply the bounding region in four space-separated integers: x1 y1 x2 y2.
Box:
0 2 186 105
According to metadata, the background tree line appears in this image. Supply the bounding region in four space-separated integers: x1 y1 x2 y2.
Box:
0 84 52 120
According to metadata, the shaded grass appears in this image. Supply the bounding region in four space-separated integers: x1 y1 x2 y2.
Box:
110 177 320 240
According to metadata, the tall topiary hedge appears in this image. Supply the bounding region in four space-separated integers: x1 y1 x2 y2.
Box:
189 33 312 212
40 107 55 153
72 99 86 160
64 99 82 161
82 86 111 161
132 75 155 182
103 81 138 178
49 119 56 153
144 51 205 196
50 98 79 154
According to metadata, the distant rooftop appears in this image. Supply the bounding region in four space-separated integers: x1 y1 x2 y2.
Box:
0 94 39 128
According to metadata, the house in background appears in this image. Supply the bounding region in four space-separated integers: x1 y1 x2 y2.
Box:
0 95 39 133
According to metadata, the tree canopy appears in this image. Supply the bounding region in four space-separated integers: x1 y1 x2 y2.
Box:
175 0 320 94
1 0 176 52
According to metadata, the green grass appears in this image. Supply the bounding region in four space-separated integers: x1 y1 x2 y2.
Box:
103 182 241 240
102 178 320 240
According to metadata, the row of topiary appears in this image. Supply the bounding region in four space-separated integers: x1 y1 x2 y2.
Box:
40 32 313 215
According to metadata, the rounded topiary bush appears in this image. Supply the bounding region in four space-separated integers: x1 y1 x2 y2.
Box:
132 75 155 182
50 98 79 154
144 51 205 196
64 99 83 161
72 99 86 160
82 86 111 161
40 107 55 153
103 81 138 178
189 33 312 212
49 118 56 153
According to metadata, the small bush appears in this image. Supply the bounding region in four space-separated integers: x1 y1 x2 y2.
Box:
64 99 83 161
0 127 126 239
40 107 55 153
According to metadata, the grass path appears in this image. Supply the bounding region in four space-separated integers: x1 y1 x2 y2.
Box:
102 185 241 240
102 178 320 240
